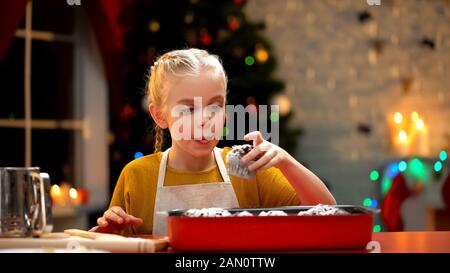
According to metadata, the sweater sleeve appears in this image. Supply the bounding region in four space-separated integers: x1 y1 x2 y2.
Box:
256 166 301 207
108 166 134 236
109 168 127 209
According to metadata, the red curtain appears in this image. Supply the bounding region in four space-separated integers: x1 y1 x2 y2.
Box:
0 0 128 117
381 173 414 231
0 0 28 61
84 0 128 118
84 0 125 80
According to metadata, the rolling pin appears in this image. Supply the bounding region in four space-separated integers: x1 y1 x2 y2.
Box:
64 229 128 240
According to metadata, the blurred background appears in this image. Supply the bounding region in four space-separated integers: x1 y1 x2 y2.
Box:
0 0 449 232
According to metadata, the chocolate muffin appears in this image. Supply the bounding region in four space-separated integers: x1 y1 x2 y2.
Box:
226 144 256 179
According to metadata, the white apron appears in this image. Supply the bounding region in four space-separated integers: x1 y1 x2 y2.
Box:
152 147 239 235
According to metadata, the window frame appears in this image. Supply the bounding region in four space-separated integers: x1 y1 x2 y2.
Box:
0 1 109 211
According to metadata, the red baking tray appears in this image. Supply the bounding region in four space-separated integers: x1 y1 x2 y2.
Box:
167 206 375 251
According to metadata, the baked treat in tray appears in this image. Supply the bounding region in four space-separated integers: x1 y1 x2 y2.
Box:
181 204 349 217
226 144 256 179
258 210 288 216
297 204 349 216
184 208 232 217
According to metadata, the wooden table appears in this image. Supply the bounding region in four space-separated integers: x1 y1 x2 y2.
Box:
1 232 449 253
371 231 450 253
279 231 450 253
160 231 450 253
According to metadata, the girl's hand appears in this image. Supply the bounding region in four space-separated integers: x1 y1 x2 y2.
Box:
240 131 290 172
88 206 143 234
241 132 337 205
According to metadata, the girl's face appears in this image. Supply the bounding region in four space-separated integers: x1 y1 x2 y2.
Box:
162 70 226 158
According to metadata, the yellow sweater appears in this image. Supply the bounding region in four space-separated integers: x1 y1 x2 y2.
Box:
109 146 301 235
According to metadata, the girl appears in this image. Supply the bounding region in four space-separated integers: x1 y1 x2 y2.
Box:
90 48 336 235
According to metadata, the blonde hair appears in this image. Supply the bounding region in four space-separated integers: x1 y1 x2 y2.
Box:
147 48 227 152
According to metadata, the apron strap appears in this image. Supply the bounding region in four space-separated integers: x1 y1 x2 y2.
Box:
213 147 232 184
156 147 231 189
156 148 170 189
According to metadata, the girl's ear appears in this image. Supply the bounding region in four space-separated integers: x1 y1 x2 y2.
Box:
149 103 169 129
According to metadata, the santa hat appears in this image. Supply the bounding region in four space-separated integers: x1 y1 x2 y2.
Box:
381 173 414 231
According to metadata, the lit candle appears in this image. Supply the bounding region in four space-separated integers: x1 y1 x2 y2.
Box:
392 112 404 136
50 184 63 206
406 115 430 156
411 111 419 123
417 125 430 156
416 118 424 131
397 130 409 156
78 188 89 205
394 112 403 124
69 188 82 206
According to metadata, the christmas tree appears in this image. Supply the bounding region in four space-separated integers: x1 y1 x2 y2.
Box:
111 0 302 184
